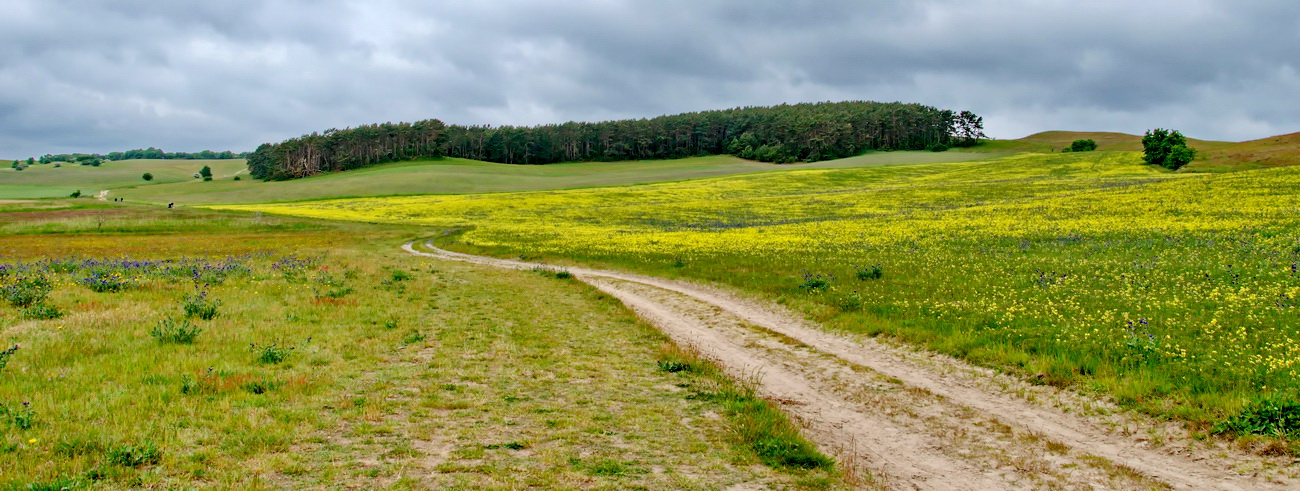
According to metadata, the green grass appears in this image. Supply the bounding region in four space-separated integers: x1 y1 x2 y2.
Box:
116 152 999 205
234 149 1300 442
0 205 842 488
0 159 247 199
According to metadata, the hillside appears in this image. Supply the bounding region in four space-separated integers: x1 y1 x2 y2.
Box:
0 159 246 199
976 130 1300 172
117 150 999 205
249 101 985 180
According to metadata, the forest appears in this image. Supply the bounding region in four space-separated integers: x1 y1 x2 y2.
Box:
247 101 985 180
35 148 247 165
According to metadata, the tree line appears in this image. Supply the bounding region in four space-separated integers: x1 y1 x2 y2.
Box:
33 148 248 165
248 101 986 180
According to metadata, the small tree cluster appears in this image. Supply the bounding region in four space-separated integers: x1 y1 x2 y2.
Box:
1064 139 1097 152
1141 129 1195 171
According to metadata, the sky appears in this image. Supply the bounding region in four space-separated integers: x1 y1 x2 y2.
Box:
2 0 1298 157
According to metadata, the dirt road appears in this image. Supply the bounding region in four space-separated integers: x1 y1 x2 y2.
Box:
405 241 1296 490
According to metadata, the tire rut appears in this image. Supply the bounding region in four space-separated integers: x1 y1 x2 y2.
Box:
404 242 1293 490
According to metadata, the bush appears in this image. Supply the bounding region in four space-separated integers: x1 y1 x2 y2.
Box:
69 190 80 198
1068 139 1097 152
150 318 202 344
141 172 153 181
1141 128 1195 170
926 142 949 152
3 276 52 307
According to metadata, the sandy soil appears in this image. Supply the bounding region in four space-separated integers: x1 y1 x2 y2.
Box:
405 242 1299 490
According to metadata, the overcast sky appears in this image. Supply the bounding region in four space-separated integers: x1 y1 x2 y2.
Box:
2 1 1297 157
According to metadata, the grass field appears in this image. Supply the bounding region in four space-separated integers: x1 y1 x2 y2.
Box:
114 151 999 205
215 149 1300 440
0 160 247 199
0 204 839 488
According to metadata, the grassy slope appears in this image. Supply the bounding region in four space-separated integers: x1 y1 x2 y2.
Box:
116 151 1000 205
0 203 840 488
982 130 1300 172
221 150 1300 439
0 160 247 199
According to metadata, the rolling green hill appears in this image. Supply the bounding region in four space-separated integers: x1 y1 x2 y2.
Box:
0 159 247 199
114 151 1000 205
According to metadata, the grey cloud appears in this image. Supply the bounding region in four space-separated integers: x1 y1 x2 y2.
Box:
1 0 1298 157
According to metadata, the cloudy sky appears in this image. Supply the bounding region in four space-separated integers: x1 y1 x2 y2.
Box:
2 1 1298 157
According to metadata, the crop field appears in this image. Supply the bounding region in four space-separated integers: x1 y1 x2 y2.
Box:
215 150 1300 433
0 160 248 200
0 205 837 488
114 151 998 206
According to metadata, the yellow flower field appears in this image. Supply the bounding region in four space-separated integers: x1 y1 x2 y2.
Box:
213 151 1300 424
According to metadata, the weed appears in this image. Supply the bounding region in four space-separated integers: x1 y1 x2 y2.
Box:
182 288 220 320
242 378 284 395
106 441 162 467
0 345 18 372
17 477 83 490
855 265 884 281
657 360 694 373
150 318 202 344
0 401 37 430
79 272 131 292
569 456 645 477
383 318 398 330
21 303 63 320
251 341 301 364
402 331 426 345
798 272 831 293
55 438 104 457
554 270 573 279
2 275 51 307
1214 394 1300 438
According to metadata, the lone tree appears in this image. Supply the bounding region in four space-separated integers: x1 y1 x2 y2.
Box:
142 172 153 181
1067 139 1097 152
198 165 213 181
1141 129 1195 171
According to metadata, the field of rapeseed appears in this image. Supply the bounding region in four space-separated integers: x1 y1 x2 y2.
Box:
215 151 1300 430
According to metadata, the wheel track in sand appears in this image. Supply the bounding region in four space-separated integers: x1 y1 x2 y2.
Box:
404 241 1294 490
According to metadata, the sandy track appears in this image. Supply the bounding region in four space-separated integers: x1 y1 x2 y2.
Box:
404 241 1294 490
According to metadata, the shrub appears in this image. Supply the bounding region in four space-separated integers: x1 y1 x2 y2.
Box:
141 172 153 181
182 289 220 320
926 142 949 152
3 276 52 307
106 442 161 467
69 190 81 198
1214 394 1300 437
1068 139 1097 152
150 318 202 344
233 176 241 181
1142 128 1195 170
